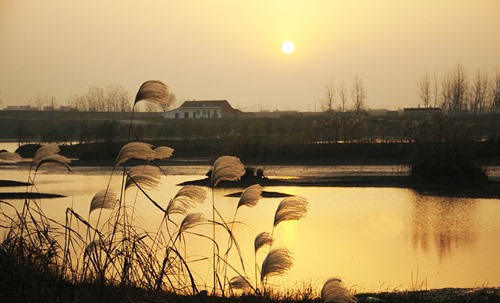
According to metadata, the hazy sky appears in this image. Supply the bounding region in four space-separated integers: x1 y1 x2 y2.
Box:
1 0 499 111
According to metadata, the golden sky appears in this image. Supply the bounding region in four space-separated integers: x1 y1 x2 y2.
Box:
1 0 499 111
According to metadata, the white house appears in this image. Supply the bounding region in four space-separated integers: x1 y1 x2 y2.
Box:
163 100 243 119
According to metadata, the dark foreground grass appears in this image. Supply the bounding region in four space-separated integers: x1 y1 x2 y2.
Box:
1 241 498 303
1 280 499 303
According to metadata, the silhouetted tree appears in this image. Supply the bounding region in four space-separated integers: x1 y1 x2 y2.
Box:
432 73 440 107
441 65 469 113
440 72 453 112
409 114 485 182
70 85 131 112
450 65 468 112
351 75 366 113
338 81 348 113
97 120 121 144
490 71 500 113
29 94 57 110
321 82 336 113
16 121 32 145
469 69 489 114
417 72 431 108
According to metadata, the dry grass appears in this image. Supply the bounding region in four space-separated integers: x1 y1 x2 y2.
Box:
0 81 315 301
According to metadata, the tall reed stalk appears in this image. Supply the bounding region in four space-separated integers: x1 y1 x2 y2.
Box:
0 80 316 299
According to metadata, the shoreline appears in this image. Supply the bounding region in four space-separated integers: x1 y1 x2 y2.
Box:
179 174 500 199
3 157 500 199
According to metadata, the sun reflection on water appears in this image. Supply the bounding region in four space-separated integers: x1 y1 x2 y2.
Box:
1 168 500 292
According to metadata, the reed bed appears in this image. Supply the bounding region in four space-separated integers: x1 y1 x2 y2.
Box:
0 80 360 303
4 81 497 302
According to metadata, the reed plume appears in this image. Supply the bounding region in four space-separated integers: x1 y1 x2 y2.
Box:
209 155 245 295
179 213 205 234
254 232 273 253
35 154 72 172
273 196 309 227
115 142 156 166
229 276 252 291
153 146 174 160
237 184 263 209
260 247 293 282
166 185 207 216
0 151 21 162
33 143 60 164
321 277 357 303
89 189 118 214
125 165 161 190
134 80 170 105
210 156 245 187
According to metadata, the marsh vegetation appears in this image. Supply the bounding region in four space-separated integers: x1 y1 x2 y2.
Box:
1 81 499 303
0 81 357 303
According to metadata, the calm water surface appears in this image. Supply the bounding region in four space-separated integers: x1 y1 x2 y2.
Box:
1 163 499 292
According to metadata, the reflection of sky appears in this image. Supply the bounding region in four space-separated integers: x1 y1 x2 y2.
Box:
1 167 499 292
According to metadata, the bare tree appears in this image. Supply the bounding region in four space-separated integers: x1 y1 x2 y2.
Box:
440 72 453 112
351 75 366 113
29 94 58 110
469 69 489 114
490 70 500 113
417 72 431 108
70 85 131 112
450 64 468 112
69 93 86 111
89 86 105 111
105 85 130 112
338 81 348 113
321 82 336 113
433 73 440 107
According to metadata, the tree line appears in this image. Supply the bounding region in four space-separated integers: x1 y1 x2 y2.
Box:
22 85 176 112
417 65 500 114
321 75 367 114
319 66 500 115
15 66 500 114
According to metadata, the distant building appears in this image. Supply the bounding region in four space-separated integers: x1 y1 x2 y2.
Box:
403 107 441 116
368 109 401 117
4 105 34 111
163 100 244 119
59 106 74 111
252 110 304 118
368 109 389 116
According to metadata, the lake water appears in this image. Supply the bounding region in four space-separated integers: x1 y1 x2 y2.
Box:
1 160 499 293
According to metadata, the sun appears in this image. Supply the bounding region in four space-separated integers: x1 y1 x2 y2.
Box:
281 40 295 55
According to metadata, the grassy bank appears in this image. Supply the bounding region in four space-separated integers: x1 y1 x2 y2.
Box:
10 140 500 167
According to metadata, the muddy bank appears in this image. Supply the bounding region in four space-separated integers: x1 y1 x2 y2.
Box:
179 173 500 199
0 180 65 199
0 192 65 199
356 287 500 303
0 180 31 187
